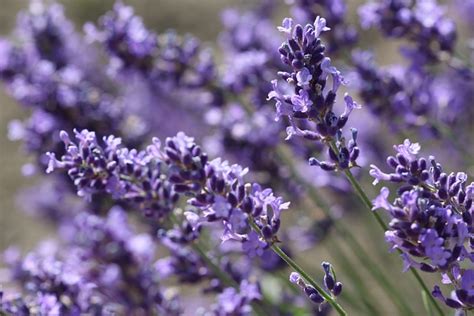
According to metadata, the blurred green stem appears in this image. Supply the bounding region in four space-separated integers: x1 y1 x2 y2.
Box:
168 213 269 316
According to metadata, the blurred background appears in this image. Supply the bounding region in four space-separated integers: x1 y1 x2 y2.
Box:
0 1 472 315
0 0 265 252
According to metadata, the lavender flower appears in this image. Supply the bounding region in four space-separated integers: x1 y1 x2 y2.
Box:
0 3 132 162
351 50 438 134
359 0 457 64
46 129 178 220
47 130 290 253
87 2 217 91
268 17 361 171
371 139 473 312
16 1 95 69
3 208 181 315
84 2 158 73
211 281 262 316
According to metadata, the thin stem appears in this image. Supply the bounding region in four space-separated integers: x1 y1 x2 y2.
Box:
277 144 415 315
190 242 269 316
329 238 380 315
249 220 348 316
190 241 238 287
270 243 347 316
334 147 445 316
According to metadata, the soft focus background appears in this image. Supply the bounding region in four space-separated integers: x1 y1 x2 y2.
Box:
0 0 264 252
0 1 472 315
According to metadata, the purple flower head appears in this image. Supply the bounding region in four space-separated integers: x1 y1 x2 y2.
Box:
314 16 331 37
372 139 473 311
85 2 157 72
278 18 294 35
291 89 313 112
269 15 361 171
358 0 457 64
394 139 421 162
242 231 267 258
296 67 313 88
47 130 290 250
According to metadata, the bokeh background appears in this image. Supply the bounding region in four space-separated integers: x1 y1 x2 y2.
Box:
0 0 265 252
0 1 472 315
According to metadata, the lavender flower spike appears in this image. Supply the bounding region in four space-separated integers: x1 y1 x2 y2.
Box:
371 139 473 313
268 16 361 171
46 130 291 255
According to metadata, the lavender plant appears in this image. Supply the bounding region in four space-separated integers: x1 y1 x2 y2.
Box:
1 1 472 315
371 140 473 311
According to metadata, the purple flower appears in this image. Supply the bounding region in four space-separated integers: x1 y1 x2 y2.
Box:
289 272 301 284
296 67 313 87
269 16 361 171
420 229 451 267
371 139 473 311
291 89 313 112
242 231 267 258
314 16 331 37
372 187 392 211
277 18 294 35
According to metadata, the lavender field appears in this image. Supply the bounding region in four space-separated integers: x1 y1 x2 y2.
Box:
0 0 473 315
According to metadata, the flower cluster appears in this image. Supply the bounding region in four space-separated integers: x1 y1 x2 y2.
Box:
211 281 262 316
359 0 456 64
0 4 131 162
268 17 361 171
371 140 473 310
352 50 438 134
47 129 290 252
2 208 181 315
87 2 217 91
46 129 178 219
3 1 473 315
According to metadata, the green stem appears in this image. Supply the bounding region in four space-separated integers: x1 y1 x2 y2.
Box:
336 152 445 316
191 242 269 316
277 144 415 315
249 220 348 316
270 243 347 316
190 242 237 287
329 238 380 315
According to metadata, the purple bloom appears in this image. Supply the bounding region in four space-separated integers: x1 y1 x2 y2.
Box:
268 16 361 171
371 139 473 311
358 0 457 64
291 89 313 112
278 18 294 35
47 130 290 250
296 67 313 87
372 187 392 211
289 272 301 284
242 231 267 258
420 229 451 266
